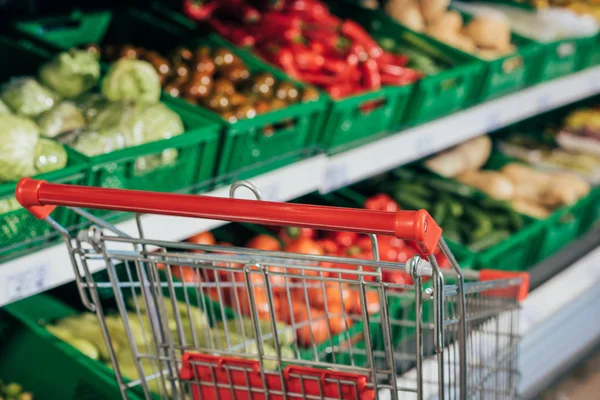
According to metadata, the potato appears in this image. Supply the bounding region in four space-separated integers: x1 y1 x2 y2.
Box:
387 0 425 31
464 15 511 50
457 170 515 200
452 34 477 53
419 0 450 24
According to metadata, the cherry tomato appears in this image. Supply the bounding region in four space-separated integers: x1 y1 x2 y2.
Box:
279 227 316 245
188 231 216 245
294 307 330 346
246 234 282 251
316 238 339 255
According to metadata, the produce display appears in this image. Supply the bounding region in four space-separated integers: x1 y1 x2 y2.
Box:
381 0 517 59
365 167 525 251
423 136 591 219
185 0 421 98
45 297 295 391
556 107 600 157
83 43 319 121
0 381 32 400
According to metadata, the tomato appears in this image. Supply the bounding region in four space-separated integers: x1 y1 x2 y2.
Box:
329 313 354 335
349 290 381 315
327 231 358 248
246 234 282 251
188 231 216 245
354 235 372 251
383 270 412 286
279 227 316 245
171 265 199 283
364 193 399 212
396 247 418 263
303 282 353 312
293 308 330 346
235 285 281 321
315 238 339 255
285 238 324 277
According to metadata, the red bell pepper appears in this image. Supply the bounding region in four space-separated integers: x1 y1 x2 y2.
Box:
360 58 381 91
340 20 383 59
364 193 399 212
260 12 303 29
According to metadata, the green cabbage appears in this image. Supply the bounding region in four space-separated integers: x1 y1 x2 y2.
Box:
34 138 68 174
101 59 161 104
0 114 39 181
132 103 184 143
1 78 58 117
0 99 11 114
39 49 101 98
37 101 85 137
69 128 128 157
88 101 143 147
0 197 21 213
75 93 108 121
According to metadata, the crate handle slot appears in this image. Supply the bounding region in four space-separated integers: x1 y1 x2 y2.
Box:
358 98 387 115
262 117 298 137
16 178 443 255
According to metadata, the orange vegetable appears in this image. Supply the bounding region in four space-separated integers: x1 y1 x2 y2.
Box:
246 234 282 251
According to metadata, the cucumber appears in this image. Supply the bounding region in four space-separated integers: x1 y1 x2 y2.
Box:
441 218 462 243
432 201 447 226
490 213 510 229
468 230 511 252
423 177 476 198
508 210 525 231
440 195 463 218
396 182 433 198
391 167 416 181
464 207 494 242
394 192 431 210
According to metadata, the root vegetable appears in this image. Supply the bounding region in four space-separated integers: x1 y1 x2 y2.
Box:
387 0 425 32
432 11 463 33
424 136 492 177
511 199 550 219
464 15 511 51
419 0 450 24
457 170 515 200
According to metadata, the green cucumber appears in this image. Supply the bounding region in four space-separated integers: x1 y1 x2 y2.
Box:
394 192 431 210
423 177 476 198
440 195 464 218
442 219 462 244
396 182 433 198
468 230 511 252
464 207 494 242
432 201 447 226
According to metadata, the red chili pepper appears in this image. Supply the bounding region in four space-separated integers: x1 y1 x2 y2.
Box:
326 82 356 99
261 12 302 29
308 40 327 55
322 57 347 74
216 2 261 23
380 71 421 86
292 44 325 71
364 193 399 212
350 43 368 62
360 58 381 90
183 0 220 20
300 71 342 86
208 20 255 47
340 20 383 59
379 52 409 68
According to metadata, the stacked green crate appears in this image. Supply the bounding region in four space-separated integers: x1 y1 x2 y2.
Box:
14 9 327 183
0 37 88 261
352 2 546 102
329 1 485 127
9 13 221 204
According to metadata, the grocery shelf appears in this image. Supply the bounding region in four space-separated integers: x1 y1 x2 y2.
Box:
321 66 600 193
1 67 600 308
0 155 327 308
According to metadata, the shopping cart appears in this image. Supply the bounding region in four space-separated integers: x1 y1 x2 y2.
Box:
15 178 529 400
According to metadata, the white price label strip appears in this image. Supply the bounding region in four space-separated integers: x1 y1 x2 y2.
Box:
6 263 49 302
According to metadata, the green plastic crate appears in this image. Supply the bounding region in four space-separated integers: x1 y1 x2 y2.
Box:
534 36 596 82
579 33 600 70
0 37 89 262
579 185 600 235
356 4 545 102
1 295 145 400
14 9 327 183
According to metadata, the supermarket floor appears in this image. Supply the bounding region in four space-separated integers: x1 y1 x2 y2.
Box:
540 348 600 400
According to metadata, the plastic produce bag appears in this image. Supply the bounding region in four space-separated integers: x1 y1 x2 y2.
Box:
1 78 58 117
0 114 39 181
34 138 68 174
67 128 128 157
37 101 86 137
39 49 101 98
101 59 161 104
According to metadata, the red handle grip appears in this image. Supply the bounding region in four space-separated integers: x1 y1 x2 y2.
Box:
16 178 442 255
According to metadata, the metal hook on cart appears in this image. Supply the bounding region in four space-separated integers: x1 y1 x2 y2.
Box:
229 180 263 201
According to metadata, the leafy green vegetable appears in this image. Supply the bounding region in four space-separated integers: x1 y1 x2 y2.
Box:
0 114 39 181
132 103 184 143
68 128 127 157
39 49 101 98
0 197 22 213
1 78 58 117
101 59 161 104
34 138 68 174
0 99 11 114
37 101 85 137
75 93 108 121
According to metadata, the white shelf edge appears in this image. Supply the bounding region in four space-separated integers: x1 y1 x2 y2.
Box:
321 67 600 193
0 155 327 308
518 245 600 397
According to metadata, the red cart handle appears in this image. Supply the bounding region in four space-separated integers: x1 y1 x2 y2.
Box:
16 178 442 255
